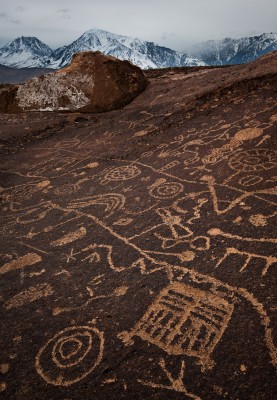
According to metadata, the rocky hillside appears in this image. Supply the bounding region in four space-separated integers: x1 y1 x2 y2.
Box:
0 51 276 400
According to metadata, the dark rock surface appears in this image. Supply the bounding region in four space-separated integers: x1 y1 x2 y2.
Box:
0 52 276 400
0 51 148 113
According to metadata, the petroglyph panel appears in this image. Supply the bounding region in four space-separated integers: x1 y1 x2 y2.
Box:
1 58 276 399
123 283 233 368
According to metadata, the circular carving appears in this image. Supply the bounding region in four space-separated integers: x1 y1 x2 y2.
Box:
54 183 80 195
149 182 183 199
102 165 141 184
229 149 277 172
238 175 263 187
36 326 104 386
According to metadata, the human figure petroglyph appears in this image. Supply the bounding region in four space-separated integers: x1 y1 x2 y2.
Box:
153 208 210 251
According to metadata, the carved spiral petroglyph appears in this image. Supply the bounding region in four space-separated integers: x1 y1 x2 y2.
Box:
35 326 104 386
149 182 184 199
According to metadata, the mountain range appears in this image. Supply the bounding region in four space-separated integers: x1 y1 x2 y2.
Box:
0 30 276 72
189 32 277 65
0 29 204 70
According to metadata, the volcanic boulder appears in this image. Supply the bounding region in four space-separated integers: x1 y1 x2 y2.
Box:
0 51 148 113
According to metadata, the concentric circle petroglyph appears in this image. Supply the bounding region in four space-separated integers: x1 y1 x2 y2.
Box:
229 149 277 172
35 326 104 386
54 183 80 195
149 182 183 199
101 165 141 184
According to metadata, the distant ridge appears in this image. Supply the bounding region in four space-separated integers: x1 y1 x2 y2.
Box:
0 63 53 84
189 33 277 65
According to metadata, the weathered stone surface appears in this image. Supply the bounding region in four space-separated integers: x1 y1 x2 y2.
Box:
0 51 148 113
0 84 19 113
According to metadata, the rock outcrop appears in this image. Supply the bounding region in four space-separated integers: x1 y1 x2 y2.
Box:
0 51 148 113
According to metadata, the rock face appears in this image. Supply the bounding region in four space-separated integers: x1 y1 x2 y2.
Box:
0 50 277 400
0 51 148 113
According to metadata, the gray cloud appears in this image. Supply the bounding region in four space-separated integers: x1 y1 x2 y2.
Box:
0 0 276 51
58 8 71 20
15 6 27 12
0 12 20 25
9 19 21 24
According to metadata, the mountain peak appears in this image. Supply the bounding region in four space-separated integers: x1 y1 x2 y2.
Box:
0 36 52 68
48 29 205 70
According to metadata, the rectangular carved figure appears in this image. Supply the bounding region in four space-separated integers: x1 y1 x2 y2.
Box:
132 283 233 367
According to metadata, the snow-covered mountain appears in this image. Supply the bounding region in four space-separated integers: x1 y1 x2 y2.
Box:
48 29 204 69
0 36 52 68
1 31 275 71
0 29 204 70
189 33 277 65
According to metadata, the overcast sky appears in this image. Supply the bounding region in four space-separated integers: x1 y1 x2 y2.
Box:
0 0 276 51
